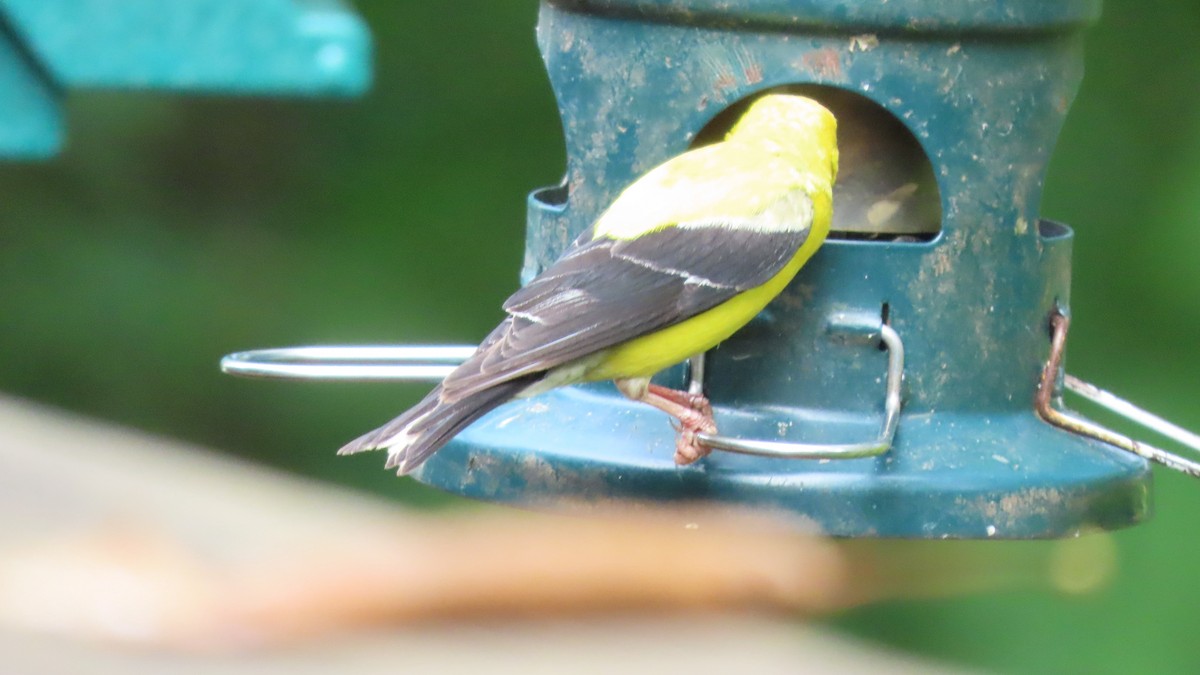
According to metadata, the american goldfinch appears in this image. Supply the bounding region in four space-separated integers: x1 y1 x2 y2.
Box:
340 94 838 474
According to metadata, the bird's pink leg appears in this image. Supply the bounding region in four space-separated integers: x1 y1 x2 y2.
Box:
615 379 717 465
646 384 714 420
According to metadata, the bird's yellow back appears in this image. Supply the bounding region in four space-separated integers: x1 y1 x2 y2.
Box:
592 94 838 241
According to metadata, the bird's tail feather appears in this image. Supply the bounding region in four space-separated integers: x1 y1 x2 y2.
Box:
337 377 533 475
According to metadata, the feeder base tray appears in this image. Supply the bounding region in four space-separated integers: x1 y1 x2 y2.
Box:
413 386 1151 539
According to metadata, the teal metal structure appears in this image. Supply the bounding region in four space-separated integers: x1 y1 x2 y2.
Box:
414 0 1154 538
0 0 370 158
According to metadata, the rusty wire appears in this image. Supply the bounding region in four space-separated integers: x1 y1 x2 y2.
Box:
1036 311 1200 478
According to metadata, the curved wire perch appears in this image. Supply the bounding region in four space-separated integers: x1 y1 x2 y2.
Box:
1036 311 1200 478
220 345 477 381
219 317 905 461
692 314 903 460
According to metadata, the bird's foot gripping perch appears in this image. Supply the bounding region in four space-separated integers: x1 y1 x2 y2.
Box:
616 379 717 465
648 383 714 420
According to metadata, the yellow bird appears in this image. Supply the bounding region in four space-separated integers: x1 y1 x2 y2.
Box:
340 94 838 474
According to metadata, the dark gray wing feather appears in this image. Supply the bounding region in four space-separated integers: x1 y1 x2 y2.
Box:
439 224 811 401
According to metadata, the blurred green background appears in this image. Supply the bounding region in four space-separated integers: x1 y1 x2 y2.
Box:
1 2 1198 673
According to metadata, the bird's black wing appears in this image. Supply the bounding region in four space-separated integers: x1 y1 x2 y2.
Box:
439 219 812 402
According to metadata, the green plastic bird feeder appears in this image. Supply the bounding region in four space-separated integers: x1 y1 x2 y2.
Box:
224 0 1200 538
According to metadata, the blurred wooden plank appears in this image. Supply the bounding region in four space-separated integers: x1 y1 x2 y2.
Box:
0 394 978 673
3 615 971 675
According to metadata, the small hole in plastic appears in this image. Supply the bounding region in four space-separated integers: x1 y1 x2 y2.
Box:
532 183 569 208
1038 219 1072 240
